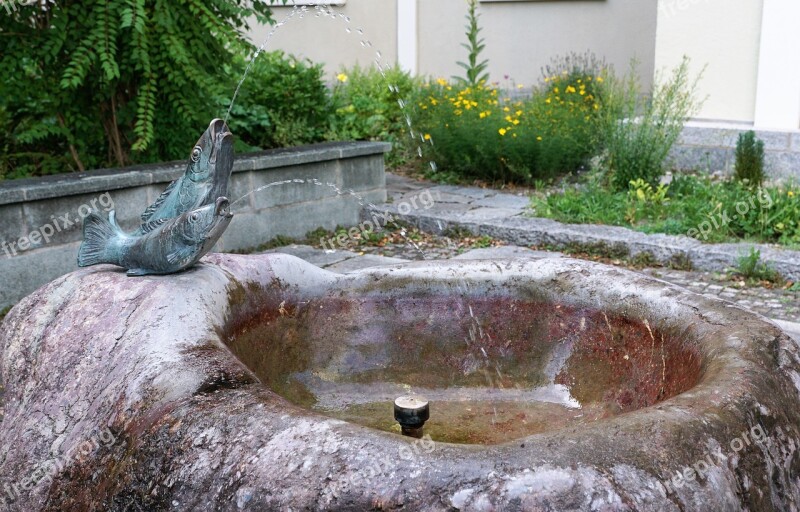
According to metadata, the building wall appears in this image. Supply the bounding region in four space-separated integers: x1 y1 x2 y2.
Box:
418 0 658 89
251 0 658 88
654 0 764 124
249 0 399 76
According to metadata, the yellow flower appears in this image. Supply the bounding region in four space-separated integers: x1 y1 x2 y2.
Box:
596 76 604 83
566 85 577 94
515 110 522 116
512 133 517 138
512 119 520 125
503 106 510 112
536 136 543 141
545 98 552 104
517 84 524 89
430 98 438 106
789 190 796 197
499 128 507 136
336 73 348 83
479 112 487 119
436 78 448 86
423 133 431 140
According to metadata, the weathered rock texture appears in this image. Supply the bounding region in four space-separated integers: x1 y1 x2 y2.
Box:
1 254 800 511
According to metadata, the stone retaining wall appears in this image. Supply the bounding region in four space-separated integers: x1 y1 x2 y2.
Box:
669 121 800 180
0 141 390 309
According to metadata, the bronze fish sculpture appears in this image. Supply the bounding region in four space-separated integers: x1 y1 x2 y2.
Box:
77 197 234 276
136 118 234 232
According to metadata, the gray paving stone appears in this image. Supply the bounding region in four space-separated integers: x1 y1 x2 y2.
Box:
459 207 526 221
428 184 496 200
420 191 474 204
325 254 409 273
453 246 563 260
471 194 531 209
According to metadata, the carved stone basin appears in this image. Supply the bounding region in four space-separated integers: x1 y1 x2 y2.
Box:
1 253 800 511
228 276 702 446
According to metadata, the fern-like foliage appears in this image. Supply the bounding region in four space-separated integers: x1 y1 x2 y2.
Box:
0 0 275 178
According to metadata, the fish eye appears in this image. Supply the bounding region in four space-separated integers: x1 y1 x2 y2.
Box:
191 146 202 163
190 213 200 222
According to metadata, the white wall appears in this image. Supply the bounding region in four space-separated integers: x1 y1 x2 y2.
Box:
753 0 800 130
654 0 764 124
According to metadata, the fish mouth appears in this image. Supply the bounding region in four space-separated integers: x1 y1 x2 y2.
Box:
215 197 233 219
209 119 233 165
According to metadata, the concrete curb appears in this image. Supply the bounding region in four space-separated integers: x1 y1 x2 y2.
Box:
364 195 800 281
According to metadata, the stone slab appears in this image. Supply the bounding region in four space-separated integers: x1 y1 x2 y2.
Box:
325 254 408 273
471 194 531 209
453 246 563 260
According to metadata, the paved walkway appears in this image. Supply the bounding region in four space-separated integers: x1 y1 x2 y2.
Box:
374 173 800 282
263 172 799 342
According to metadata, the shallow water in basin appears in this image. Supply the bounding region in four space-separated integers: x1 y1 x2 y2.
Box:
226 293 703 445
322 399 613 445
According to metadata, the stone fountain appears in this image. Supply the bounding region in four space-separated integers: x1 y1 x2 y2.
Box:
1 120 800 511
1 254 800 510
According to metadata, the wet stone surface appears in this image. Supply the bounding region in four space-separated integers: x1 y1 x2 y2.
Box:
266 244 800 326
3 254 800 510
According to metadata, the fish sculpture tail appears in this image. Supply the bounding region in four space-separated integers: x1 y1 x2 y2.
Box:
78 211 120 267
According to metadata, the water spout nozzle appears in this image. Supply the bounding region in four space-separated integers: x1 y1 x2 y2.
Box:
394 396 429 438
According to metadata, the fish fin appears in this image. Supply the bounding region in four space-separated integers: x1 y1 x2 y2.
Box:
126 268 151 277
141 178 179 223
166 245 197 266
140 218 169 234
108 211 127 235
77 211 117 267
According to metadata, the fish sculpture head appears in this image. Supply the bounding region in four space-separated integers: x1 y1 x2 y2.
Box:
188 118 234 188
179 196 234 256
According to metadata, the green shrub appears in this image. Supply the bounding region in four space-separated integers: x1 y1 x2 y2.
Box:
416 75 602 184
327 64 423 165
541 51 608 104
734 130 765 188
223 51 331 150
600 57 704 191
532 174 800 246
735 247 780 282
0 0 273 178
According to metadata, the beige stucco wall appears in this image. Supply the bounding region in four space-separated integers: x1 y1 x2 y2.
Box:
249 0 657 87
248 1 399 76
418 0 658 88
654 0 764 123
